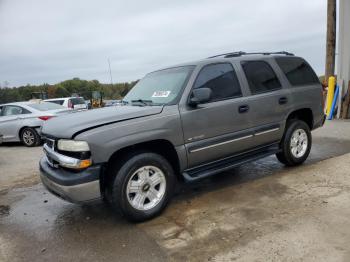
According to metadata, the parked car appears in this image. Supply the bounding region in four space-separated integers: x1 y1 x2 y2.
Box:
44 97 87 110
0 101 68 146
39 52 325 221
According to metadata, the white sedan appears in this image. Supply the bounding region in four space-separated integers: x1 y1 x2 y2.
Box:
0 101 68 146
44 97 88 110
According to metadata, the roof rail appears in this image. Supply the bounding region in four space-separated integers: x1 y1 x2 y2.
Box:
207 51 294 59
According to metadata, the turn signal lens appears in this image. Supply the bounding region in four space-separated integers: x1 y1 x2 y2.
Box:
78 159 92 169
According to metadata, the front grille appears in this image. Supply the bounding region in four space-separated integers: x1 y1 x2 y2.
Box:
45 138 55 149
43 138 58 168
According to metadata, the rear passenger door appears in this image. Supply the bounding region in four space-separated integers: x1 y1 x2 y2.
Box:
238 60 291 147
180 63 254 168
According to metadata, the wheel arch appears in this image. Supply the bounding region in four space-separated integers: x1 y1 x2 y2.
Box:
18 125 40 138
285 108 314 130
102 139 182 190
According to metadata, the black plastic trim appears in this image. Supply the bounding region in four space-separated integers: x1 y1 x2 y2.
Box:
254 123 280 134
187 129 253 153
39 157 101 186
183 142 280 182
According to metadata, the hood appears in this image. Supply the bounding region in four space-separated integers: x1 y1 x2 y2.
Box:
41 105 163 138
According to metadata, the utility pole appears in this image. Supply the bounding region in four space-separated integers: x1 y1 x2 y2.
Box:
338 0 350 118
108 58 113 85
325 0 337 83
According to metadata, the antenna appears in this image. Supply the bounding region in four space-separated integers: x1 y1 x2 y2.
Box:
108 58 113 85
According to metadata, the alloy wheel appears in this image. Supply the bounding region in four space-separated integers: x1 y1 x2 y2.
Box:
290 128 308 158
126 166 166 211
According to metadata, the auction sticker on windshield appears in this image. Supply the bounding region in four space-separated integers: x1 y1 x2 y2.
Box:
152 91 171 97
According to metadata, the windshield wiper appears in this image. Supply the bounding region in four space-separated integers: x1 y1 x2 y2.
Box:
131 99 154 106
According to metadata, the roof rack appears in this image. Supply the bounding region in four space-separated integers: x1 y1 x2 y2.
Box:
207 51 294 59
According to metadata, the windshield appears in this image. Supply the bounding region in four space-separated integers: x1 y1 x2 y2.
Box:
28 102 65 111
124 66 195 105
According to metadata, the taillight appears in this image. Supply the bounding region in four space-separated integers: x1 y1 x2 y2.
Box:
38 116 53 121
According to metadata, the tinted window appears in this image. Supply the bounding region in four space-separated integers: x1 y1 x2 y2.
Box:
28 102 65 111
276 57 320 86
47 100 64 105
193 63 242 102
71 97 85 105
242 61 281 94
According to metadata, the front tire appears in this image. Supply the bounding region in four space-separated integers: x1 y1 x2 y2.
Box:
20 127 41 147
109 152 175 222
276 120 312 166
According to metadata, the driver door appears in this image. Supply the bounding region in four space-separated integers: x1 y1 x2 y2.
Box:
179 63 254 168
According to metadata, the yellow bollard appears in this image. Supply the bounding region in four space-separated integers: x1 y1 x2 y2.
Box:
326 76 336 116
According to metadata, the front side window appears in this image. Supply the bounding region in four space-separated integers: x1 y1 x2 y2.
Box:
275 57 320 86
242 61 281 94
193 63 242 102
124 66 195 105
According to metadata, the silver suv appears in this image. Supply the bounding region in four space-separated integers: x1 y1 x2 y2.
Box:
39 52 325 221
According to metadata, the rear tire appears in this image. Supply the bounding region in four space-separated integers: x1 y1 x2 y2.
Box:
276 120 312 166
20 127 41 147
109 152 175 222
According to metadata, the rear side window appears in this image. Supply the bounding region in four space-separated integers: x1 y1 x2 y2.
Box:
242 61 281 94
276 57 320 86
1 105 30 116
70 97 85 105
47 100 64 105
193 63 242 102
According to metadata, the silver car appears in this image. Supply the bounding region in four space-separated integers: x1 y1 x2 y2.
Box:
0 101 68 147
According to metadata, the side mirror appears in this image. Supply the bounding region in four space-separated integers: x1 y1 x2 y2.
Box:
189 88 212 107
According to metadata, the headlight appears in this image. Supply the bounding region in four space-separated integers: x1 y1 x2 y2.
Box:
57 139 90 152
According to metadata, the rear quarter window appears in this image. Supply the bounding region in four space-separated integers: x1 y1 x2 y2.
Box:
275 57 320 86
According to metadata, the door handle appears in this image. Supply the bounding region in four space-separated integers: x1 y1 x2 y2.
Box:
238 105 249 113
279 97 288 105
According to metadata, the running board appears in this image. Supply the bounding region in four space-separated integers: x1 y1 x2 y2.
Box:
182 143 280 182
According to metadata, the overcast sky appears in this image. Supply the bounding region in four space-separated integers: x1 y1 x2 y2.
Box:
0 0 327 87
